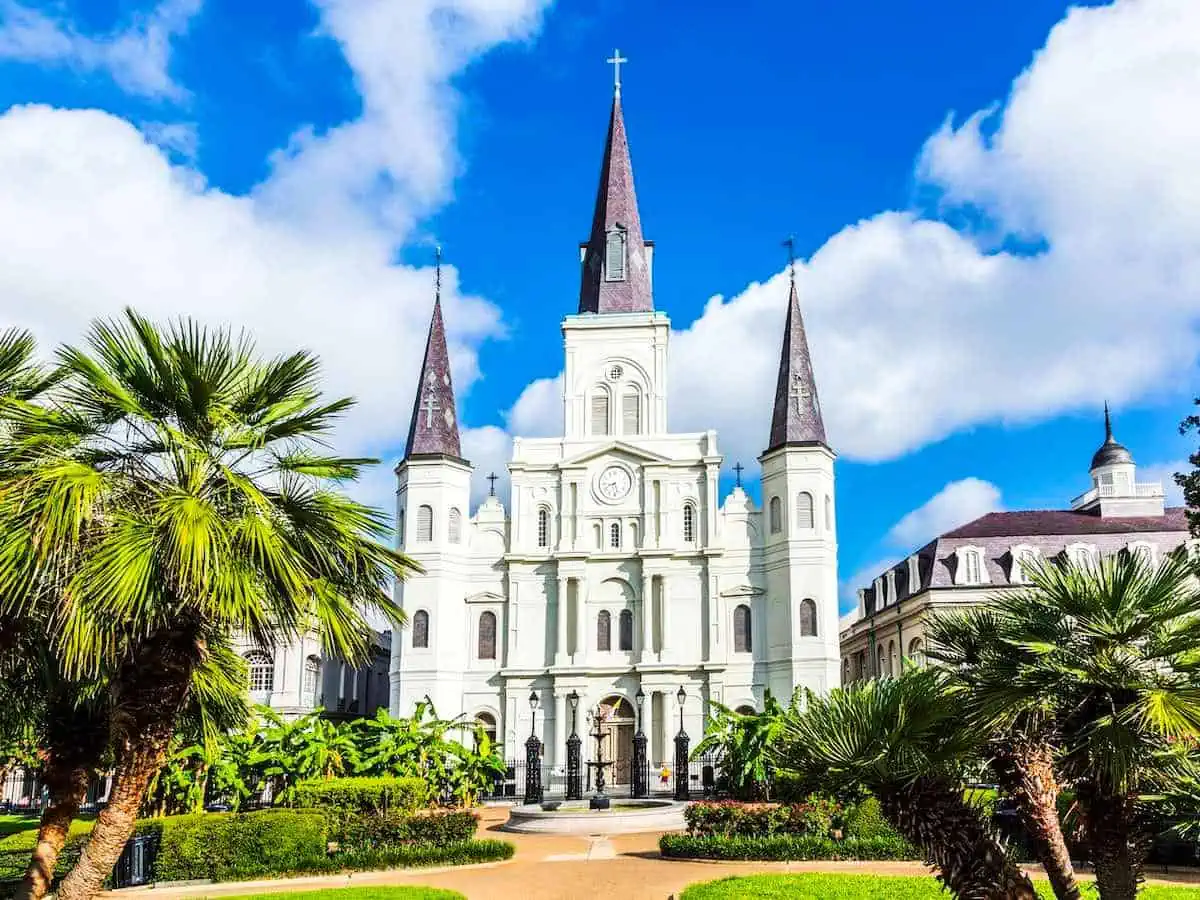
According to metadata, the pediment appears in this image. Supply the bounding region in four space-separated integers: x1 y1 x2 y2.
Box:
465 591 504 604
720 584 765 598
559 440 672 467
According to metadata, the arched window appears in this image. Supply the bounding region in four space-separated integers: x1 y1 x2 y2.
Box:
618 609 634 651
959 549 983 585
908 638 924 666
733 604 752 653
246 651 274 693
622 386 641 435
593 523 602 548
609 522 621 549
448 507 462 543
628 521 639 548
876 644 886 678
798 598 817 637
889 640 898 676
605 225 627 281
795 491 814 529
683 502 696 543
303 656 321 706
537 507 550 549
477 611 497 660
735 705 756 716
412 609 430 649
824 495 832 531
398 507 405 544
597 610 612 652
476 712 497 749
769 496 782 534
842 658 851 684
416 505 433 542
591 387 610 436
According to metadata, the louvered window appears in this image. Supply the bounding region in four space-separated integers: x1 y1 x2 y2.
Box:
618 609 633 651
591 391 610 436
796 492 814 529
963 550 982 584
416 505 433 542
622 389 640 435
799 598 817 636
478 611 497 660
605 227 626 281
412 610 429 648
683 503 696 543
597 610 612 651
769 497 782 534
733 605 752 653
448 508 462 543
537 507 550 548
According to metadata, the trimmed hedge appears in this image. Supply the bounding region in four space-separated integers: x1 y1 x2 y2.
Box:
291 777 429 815
335 839 514 871
659 833 920 861
146 809 327 882
685 800 840 838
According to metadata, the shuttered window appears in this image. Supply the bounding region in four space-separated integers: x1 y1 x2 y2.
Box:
733 605 752 653
769 497 782 534
799 599 817 636
683 503 696 543
478 611 497 660
448 508 462 543
796 492 814 529
605 228 626 281
597 610 611 651
412 610 429 648
619 609 633 651
416 505 433 542
622 390 640 435
537 507 550 548
591 391 610 436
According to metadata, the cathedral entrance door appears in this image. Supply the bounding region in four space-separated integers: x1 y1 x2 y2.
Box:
598 696 636 787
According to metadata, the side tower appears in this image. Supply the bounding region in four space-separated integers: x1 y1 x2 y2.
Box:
391 254 475 717
757 259 840 695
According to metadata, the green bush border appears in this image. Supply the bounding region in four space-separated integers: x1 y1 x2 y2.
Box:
660 833 920 861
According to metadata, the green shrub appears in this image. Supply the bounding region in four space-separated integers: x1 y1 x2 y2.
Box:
151 809 327 882
335 839 514 871
390 811 478 846
659 833 920 861
842 796 902 842
291 777 430 848
684 799 841 838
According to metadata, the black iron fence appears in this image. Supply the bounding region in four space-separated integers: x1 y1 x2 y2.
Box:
478 753 721 804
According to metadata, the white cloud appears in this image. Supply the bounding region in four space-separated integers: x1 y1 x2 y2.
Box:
0 0 201 100
838 554 902 614
462 425 514 508
1139 459 1187 507
886 478 1003 548
510 0 1200 469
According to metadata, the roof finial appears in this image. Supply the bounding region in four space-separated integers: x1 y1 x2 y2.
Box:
434 245 442 303
783 234 797 285
1104 401 1113 441
607 48 628 97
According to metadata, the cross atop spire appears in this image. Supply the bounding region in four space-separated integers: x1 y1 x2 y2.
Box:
607 49 628 97
765 239 828 453
577 80 653 314
404 247 463 461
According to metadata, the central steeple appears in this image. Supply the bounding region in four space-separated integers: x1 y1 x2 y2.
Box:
578 65 653 315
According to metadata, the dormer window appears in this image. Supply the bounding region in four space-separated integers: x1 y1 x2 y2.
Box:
955 546 989 586
1127 541 1157 567
1066 543 1099 570
907 556 921 594
1010 545 1040 584
605 226 627 281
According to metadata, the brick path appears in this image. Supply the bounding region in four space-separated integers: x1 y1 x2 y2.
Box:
113 807 1200 900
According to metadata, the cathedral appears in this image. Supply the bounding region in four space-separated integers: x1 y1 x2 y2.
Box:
389 82 840 782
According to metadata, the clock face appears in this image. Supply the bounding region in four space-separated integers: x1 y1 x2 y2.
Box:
596 465 633 502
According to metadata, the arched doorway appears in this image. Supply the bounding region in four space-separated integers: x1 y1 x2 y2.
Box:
596 696 636 786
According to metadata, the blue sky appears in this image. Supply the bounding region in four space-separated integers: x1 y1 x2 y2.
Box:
0 0 1196 615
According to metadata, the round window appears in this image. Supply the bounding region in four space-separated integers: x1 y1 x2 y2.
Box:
607 364 624 381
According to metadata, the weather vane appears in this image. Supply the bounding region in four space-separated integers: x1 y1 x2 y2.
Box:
435 244 442 301
607 49 628 97
783 235 797 284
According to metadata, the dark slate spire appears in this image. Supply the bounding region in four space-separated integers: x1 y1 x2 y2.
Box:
766 242 827 452
1090 402 1133 469
577 71 653 315
404 249 462 460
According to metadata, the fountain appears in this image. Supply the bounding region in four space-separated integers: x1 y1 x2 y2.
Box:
585 705 615 810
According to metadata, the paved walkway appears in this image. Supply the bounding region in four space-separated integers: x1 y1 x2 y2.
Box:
115 807 1200 900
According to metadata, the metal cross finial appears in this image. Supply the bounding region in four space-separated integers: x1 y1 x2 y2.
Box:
733 462 745 488
607 49 628 97
487 472 498 497
434 245 442 301
783 235 797 284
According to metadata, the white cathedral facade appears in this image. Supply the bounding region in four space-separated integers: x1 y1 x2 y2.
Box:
389 86 840 779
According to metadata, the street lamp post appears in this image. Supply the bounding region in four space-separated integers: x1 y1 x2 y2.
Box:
565 690 582 801
525 690 543 804
673 685 689 802
632 686 648 798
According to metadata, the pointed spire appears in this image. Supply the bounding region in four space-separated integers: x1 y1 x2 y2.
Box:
578 60 652 315
404 247 463 460
766 239 827 452
1104 400 1113 441
1090 401 1133 470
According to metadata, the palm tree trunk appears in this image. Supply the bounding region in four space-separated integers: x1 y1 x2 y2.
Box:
993 741 1082 900
14 762 90 900
880 777 1038 900
1078 789 1144 900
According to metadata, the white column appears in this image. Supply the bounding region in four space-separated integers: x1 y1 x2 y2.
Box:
640 573 652 663
643 689 657 769
554 692 567 767
573 577 587 663
706 572 719 662
660 575 672 662
556 576 568 665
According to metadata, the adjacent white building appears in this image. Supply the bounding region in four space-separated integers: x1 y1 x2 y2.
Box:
390 84 841 779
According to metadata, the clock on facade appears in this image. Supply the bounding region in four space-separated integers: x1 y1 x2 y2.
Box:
595 465 633 502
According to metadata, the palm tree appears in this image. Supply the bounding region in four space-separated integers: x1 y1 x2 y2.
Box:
0 309 415 900
692 691 790 800
774 668 1038 900
969 550 1200 900
927 609 1082 900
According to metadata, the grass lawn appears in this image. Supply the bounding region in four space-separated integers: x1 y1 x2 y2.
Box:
0 817 94 851
679 874 1200 899
215 890 464 900
0 816 39 840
